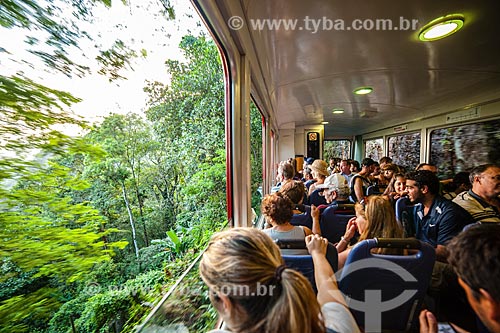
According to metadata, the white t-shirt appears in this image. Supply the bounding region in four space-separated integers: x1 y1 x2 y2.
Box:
207 302 360 333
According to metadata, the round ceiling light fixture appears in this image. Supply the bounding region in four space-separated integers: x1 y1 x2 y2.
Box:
353 87 373 95
418 14 465 41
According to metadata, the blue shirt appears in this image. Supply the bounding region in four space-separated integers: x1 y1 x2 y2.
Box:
413 195 473 247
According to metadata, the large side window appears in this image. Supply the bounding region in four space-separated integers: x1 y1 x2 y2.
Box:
250 101 263 222
430 118 500 179
364 138 383 161
387 132 421 171
323 139 351 160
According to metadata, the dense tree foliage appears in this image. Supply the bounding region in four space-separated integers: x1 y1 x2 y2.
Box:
0 1 229 332
1 29 231 331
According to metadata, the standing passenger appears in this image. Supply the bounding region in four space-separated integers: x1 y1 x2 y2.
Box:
349 158 376 203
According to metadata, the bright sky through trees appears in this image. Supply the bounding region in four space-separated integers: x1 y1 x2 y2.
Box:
0 0 206 129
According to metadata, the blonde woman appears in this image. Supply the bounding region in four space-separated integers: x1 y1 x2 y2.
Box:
200 228 360 333
336 195 404 269
308 159 330 196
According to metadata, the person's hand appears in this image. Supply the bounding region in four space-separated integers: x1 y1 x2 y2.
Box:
392 192 401 200
311 204 320 220
306 234 328 256
343 217 358 241
419 310 438 333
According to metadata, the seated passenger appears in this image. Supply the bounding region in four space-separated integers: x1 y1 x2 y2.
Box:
316 173 351 210
383 172 408 202
303 166 316 190
339 159 354 185
270 162 295 193
442 171 471 200
416 163 438 174
349 159 360 174
453 164 500 223
378 163 400 186
279 180 318 230
405 170 473 262
337 195 404 269
261 192 320 252
308 159 330 196
369 162 381 185
200 228 361 333
379 156 393 169
419 224 500 333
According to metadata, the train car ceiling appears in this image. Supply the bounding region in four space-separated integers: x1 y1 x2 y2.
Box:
192 0 500 137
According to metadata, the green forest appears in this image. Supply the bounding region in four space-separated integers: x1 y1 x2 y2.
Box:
0 1 262 332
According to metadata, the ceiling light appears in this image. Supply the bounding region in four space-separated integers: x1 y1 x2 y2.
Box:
353 87 373 95
419 14 464 41
332 108 344 114
321 121 329 125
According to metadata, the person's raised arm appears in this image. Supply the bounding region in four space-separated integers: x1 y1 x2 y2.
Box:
336 217 357 253
306 234 347 307
310 204 321 235
353 177 364 203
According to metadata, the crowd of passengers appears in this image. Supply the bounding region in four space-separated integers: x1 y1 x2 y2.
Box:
200 158 500 333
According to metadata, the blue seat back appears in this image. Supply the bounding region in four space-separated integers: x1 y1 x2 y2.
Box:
290 205 313 229
366 185 388 196
277 239 338 293
308 188 327 206
321 205 355 244
395 197 419 237
338 238 435 332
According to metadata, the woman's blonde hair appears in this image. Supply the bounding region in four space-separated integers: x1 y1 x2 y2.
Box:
356 195 403 253
199 228 325 333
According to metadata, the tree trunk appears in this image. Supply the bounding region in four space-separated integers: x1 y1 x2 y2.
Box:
121 181 139 259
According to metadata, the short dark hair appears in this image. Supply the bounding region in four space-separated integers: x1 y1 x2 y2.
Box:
453 172 470 186
469 164 499 184
415 162 437 171
350 160 360 171
379 156 392 164
361 157 375 167
447 224 500 302
405 170 440 195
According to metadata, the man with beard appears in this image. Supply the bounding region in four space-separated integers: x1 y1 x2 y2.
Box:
405 170 473 261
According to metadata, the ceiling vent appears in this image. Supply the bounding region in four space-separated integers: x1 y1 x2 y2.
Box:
304 104 321 119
